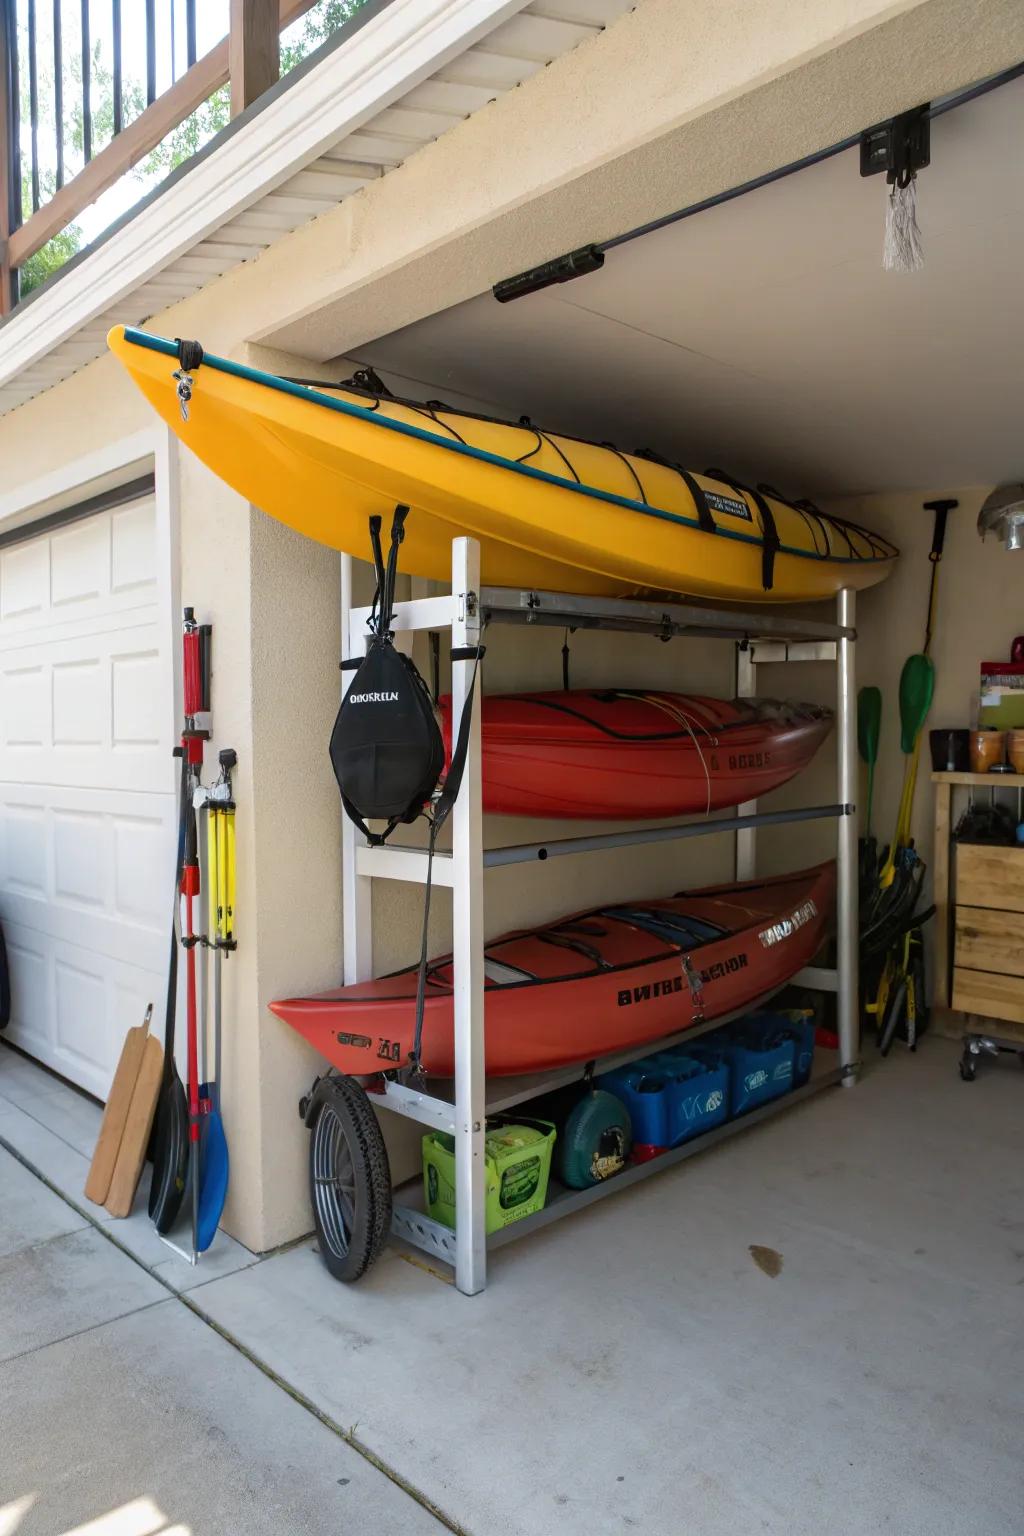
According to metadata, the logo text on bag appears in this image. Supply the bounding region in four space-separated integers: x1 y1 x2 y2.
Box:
348 690 400 703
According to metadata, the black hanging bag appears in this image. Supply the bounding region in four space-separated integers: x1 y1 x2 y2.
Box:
330 507 445 843
330 506 485 1074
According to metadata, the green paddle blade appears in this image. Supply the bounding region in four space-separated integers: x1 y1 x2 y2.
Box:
857 687 882 765
898 654 935 752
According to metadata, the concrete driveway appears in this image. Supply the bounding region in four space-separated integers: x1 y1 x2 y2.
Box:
0 1147 449 1536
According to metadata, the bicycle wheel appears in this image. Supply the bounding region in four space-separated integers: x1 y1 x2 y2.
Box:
308 1075 392 1283
879 977 907 1057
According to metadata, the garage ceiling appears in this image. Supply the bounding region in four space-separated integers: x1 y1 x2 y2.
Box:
358 75 1024 499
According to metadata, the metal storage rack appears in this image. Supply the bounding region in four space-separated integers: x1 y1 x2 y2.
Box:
340 539 858 1295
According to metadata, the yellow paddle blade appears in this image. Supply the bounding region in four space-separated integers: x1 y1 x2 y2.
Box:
207 808 219 938
216 810 228 944
225 810 236 943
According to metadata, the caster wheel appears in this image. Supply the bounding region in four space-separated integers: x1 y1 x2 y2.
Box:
308 1075 392 1282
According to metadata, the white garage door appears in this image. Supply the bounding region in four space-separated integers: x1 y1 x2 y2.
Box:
0 492 176 1099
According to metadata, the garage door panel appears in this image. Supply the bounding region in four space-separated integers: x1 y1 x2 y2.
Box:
3 804 47 896
113 814 171 926
1 539 49 620
0 495 173 1095
1 792 175 957
5 920 166 1097
2 664 47 746
52 658 105 746
112 648 163 747
53 809 110 909
54 954 108 1076
111 502 159 593
4 928 51 1056
0 499 158 642
1 621 173 793
51 517 109 608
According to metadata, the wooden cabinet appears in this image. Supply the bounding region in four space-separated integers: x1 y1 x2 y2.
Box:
950 839 1024 1027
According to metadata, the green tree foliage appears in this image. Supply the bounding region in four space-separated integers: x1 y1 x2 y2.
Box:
14 0 371 296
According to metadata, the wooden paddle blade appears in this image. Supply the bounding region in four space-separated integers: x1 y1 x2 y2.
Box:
105 1036 164 1218
84 1004 152 1206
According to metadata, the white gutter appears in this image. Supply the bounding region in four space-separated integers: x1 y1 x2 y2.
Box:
0 0 529 388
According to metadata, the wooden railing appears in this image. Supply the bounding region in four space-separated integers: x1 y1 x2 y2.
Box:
0 0 324 317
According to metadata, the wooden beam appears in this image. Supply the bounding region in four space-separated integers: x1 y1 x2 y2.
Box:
230 0 281 118
7 0 318 273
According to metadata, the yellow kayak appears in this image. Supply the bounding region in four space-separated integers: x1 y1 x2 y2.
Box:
108 326 897 603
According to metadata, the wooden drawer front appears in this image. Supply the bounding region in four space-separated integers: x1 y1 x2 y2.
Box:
956 844 1024 913
955 906 1024 977
952 967 1024 1025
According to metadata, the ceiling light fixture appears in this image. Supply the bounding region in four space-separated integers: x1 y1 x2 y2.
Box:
978 485 1024 552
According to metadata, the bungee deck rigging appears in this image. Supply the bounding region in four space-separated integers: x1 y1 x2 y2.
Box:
108 326 898 604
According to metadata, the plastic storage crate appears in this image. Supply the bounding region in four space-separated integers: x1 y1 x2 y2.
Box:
715 1016 797 1115
423 1119 556 1233
598 1049 730 1154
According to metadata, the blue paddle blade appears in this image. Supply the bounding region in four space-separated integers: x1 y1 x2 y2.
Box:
196 1104 229 1253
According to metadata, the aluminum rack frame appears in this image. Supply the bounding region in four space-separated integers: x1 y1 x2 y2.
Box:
340 540 858 1295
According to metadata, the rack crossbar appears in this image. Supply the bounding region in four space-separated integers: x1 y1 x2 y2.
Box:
350 805 851 887
479 587 854 644
349 587 855 647
484 802 851 867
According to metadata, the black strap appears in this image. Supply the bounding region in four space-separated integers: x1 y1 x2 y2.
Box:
430 632 440 706
409 640 485 1072
381 505 408 634
174 338 204 371
340 789 400 849
339 656 363 671
751 488 780 591
434 644 484 834
635 449 716 533
368 516 385 633
708 468 779 590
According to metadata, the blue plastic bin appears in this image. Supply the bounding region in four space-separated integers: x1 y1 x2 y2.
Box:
599 1050 729 1149
729 1007 815 1089
780 1008 816 1086
720 1021 796 1115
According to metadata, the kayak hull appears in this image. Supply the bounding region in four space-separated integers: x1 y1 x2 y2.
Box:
439 691 832 818
108 326 897 604
270 863 834 1077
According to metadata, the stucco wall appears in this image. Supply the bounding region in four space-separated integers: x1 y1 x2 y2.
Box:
2 0 1021 1249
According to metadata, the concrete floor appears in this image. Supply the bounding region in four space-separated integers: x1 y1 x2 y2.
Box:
2 1035 1023 1535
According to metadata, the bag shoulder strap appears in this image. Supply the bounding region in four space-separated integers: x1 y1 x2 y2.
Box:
433 644 486 834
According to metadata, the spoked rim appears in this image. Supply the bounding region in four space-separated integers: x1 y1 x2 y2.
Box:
312 1103 357 1259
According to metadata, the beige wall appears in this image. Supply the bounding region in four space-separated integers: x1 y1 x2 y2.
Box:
838 487 1019 868
2 0 1021 1249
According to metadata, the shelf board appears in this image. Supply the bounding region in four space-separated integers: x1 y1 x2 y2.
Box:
489 1056 841 1250
388 1054 842 1270
932 771 1024 787
372 982 808 1129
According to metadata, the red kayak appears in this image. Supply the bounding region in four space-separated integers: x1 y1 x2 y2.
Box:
270 863 834 1078
439 691 831 818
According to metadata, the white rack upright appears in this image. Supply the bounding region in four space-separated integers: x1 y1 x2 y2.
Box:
340 538 858 1296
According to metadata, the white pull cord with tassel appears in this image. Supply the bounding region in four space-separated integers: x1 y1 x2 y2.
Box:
884 170 924 273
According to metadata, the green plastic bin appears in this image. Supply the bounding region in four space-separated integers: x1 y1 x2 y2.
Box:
423 1119 556 1233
